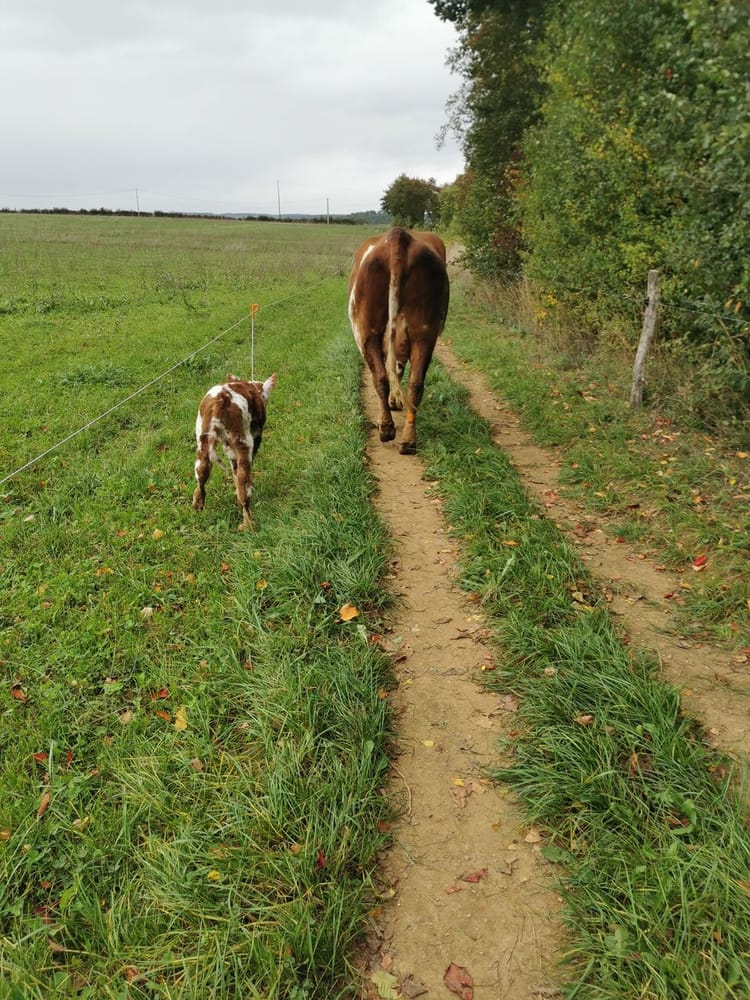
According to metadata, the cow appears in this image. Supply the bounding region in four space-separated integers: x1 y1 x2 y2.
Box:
348 226 449 454
192 372 277 530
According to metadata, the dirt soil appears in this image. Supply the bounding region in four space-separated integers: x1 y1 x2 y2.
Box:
358 330 750 999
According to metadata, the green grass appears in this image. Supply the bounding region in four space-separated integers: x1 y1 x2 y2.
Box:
417 360 750 998
443 278 750 647
0 216 393 998
4 214 750 1000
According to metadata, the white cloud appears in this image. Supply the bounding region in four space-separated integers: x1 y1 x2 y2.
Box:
0 0 463 214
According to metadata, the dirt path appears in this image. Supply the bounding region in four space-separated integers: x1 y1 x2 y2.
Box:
436 341 750 760
359 391 562 999
358 325 749 999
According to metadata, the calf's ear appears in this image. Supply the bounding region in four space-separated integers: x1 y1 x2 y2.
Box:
262 372 278 400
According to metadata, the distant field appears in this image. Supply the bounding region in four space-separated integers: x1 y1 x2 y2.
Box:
0 214 394 998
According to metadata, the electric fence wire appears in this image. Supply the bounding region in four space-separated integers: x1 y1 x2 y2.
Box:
0 270 342 489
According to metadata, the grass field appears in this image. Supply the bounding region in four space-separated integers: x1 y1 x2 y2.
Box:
1 215 395 998
2 214 750 999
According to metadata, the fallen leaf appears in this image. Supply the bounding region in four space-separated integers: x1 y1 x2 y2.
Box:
155 709 171 722
37 791 51 819
443 962 473 1000
524 828 542 844
150 688 170 701
152 528 164 540
190 758 204 771
400 975 428 998
339 603 359 621
11 684 27 702
460 867 489 883
691 553 708 572
256 579 268 590
174 706 188 731
420 740 435 748
371 970 399 999
119 709 134 725
573 713 595 726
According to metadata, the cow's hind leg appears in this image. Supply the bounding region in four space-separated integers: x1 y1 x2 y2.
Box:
364 343 395 442
192 437 212 510
399 350 432 455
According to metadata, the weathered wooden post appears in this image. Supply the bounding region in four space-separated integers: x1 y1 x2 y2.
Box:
630 269 660 408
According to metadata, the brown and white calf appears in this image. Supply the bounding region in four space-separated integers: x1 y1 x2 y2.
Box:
192 372 277 530
348 226 449 454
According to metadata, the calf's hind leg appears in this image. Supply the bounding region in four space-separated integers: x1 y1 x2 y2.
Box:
192 436 212 510
232 446 255 531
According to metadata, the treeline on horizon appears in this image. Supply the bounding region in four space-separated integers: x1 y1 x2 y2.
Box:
0 206 390 226
431 0 750 424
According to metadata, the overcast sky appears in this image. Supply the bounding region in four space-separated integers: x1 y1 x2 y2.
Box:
1 0 464 216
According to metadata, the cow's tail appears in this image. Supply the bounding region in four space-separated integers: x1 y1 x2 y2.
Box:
385 228 410 408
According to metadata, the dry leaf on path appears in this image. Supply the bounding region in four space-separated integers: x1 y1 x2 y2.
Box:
174 706 188 731
443 962 473 999
400 975 428 998
371 970 399 999
339 603 359 621
459 867 489 883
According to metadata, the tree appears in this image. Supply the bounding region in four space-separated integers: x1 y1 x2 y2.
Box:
431 0 550 273
381 175 440 228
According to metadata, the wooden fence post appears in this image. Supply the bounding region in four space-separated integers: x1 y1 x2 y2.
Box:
630 269 660 409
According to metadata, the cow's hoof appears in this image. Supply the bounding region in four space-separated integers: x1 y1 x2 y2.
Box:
380 424 396 442
399 441 417 455
388 396 404 411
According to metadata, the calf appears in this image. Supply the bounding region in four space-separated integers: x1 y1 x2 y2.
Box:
192 372 277 530
348 226 449 454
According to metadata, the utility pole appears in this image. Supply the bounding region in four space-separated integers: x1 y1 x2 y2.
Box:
277 180 281 220
135 188 140 215
326 197 330 224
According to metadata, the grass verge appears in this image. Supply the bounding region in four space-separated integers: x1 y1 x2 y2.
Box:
418 359 750 999
443 275 750 647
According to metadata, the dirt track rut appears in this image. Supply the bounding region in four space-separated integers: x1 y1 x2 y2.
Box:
359 383 562 999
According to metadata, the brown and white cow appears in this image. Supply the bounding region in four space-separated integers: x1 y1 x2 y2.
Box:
348 226 449 454
192 372 277 530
